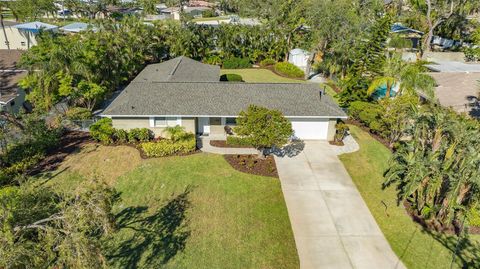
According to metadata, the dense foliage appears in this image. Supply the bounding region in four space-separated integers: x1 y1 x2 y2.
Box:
89 118 153 144
385 105 480 231
141 126 196 157
0 115 61 185
19 18 168 112
0 178 115 268
234 105 293 157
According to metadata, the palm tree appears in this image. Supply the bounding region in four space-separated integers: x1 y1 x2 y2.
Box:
0 1 10 50
367 53 436 98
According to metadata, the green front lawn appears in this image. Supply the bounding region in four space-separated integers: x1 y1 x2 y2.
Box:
46 146 299 268
221 68 305 83
339 125 480 269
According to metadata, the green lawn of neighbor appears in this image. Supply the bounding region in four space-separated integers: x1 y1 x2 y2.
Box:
221 68 305 83
46 145 299 269
339 125 480 269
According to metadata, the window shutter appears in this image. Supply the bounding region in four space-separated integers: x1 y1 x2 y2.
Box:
149 117 154 127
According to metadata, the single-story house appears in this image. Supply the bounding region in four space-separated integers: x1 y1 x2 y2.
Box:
1 21 58 50
101 57 347 141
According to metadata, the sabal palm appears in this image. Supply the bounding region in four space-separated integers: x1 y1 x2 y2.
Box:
367 54 436 98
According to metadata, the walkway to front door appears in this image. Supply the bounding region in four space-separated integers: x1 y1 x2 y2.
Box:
275 141 405 269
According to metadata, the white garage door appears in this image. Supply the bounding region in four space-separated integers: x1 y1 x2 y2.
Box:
290 118 329 140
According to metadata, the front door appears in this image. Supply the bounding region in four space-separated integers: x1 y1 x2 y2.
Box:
197 117 210 135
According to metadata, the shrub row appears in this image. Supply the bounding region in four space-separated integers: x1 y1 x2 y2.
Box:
464 47 480 62
223 57 252 69
274 62 304 78
220 74 243 82
348 101 386 134
226 136 252 147
90 118 153 144
141 138 196 157
259 58 276 67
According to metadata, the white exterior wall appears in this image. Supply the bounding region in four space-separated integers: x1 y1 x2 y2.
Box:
0 26 37 50
290 118 329 140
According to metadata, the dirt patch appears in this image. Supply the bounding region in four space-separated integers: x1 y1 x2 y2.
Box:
224 154 278 178
29 131 94 175
210 140 253 149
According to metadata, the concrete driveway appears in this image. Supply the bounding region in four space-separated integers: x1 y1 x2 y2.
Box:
275 141 405 269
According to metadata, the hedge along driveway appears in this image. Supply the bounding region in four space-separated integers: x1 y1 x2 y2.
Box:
339 125 480 269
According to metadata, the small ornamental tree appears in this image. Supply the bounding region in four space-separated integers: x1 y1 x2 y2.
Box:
234 105 293 158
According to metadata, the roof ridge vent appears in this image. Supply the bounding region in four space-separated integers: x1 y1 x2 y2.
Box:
168 57 183 79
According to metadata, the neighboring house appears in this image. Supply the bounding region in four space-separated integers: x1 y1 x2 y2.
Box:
390 23 423 50
288 48 311 71
0 21 58 50
160 7 181 20
101 57 347 141
60 22 96 33
0 50 27 113
426 61 480 117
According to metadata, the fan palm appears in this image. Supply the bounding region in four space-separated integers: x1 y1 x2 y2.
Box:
367 53 436 98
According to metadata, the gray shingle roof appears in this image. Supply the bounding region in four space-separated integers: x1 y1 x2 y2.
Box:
133 56 220 82
102 82 347 118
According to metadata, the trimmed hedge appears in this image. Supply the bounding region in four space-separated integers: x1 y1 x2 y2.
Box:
223 57 251 69
274 62 304 78
259 58 276 67
141 138 196 157
220 74 243 82
89 118 115 144
226 136 252 147
127 128 153 142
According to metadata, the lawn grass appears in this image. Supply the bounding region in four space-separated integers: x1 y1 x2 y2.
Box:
45 145 299 269
221 68 305 83
339 125 480 269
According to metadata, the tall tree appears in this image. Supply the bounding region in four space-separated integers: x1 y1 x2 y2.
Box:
408 0 476 53
234 105 293 158
367 53 436 98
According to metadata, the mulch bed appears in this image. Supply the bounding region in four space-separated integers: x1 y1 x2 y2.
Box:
29 131 94 175
210 140 253 149
346 119 393 151
224 154 278 178
329 141 344 146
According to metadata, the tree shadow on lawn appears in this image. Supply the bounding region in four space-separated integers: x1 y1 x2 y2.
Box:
107 186 193 268
423 229 480 268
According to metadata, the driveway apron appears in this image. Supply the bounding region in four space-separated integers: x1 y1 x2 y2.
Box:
275 141 405 269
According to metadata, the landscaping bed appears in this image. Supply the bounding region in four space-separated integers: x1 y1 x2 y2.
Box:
224 154 278 178
29 131 94 175
210 140 253 148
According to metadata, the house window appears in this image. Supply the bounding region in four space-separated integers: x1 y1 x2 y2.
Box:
154 117 177 127
226 117 236 125
209 117 221 125
20 42 26 46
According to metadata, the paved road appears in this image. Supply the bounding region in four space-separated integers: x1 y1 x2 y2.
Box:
275 141 405 269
